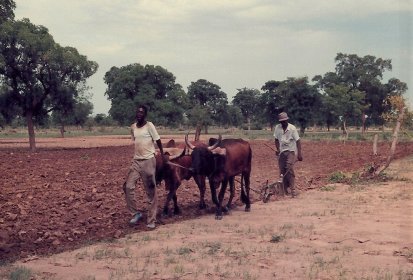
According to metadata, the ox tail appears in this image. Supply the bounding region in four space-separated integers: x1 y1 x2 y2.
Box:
240 174 247 204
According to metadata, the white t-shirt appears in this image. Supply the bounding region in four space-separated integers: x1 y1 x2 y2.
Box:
273 123 300 153
131 122 160 160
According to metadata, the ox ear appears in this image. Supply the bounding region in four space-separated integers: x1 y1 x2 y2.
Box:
161 147 185 160
210 147 226 156
207 134 221 151
165 139 176 148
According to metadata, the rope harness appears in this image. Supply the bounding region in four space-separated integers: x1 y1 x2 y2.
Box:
166 161 193 171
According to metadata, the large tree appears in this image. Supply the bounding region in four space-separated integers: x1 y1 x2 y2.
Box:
187 79 228 137
0 19 98 150
314 53 406 132
275 77 321 134
104 63 185 126
260 80 282 130
323 85 366 138
232 87 260 130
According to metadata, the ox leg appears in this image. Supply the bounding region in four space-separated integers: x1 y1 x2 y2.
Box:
225 177 235 211
162 180 175 217
216 180 227 220
209 181 219 208
194 175 207 209
172 193 181 215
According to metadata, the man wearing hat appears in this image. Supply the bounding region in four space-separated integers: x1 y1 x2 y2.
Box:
274 112 303 197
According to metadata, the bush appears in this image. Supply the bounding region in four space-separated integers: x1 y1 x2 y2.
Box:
328 172 347 183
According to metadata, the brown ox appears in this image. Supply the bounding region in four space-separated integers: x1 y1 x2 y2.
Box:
185 134 252 220
155 140 207 216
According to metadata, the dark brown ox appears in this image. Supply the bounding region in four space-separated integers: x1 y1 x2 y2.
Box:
185 134 252 220
155 141 207 216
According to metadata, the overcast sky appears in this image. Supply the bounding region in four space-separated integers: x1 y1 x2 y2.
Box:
14 0 412 115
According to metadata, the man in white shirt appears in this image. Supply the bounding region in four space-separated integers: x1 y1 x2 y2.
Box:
274 112 303 197
123 105 165 229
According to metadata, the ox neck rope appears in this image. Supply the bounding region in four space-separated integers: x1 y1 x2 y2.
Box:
166 161 192 171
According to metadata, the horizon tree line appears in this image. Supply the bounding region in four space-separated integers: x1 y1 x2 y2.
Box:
0 0 411 151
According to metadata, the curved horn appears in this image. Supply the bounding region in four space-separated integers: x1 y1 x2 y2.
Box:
207 134 222 151
185 133 196 150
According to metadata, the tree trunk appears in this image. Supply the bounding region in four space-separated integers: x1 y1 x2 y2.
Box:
60 124 65 138
361 113 366 134
247 117 251 131
342 120 349 140
204 124 208 135
373 134 378 156
26 111 36 152
195 125 201 141
374 107 405 176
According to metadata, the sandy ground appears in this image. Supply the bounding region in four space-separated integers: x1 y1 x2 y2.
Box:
0 136 412 279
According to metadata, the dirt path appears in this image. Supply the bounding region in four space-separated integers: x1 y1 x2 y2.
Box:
1 154 412 279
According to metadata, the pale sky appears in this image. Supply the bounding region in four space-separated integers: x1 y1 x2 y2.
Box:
14 0 413 114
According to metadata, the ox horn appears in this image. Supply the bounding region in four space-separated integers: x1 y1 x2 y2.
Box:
207 134 222 151
185 133 196 150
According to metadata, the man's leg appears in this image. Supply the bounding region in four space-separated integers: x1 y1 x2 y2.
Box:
124 160 141 216
141 157 158 226
279 153 288 194
285 152 296 196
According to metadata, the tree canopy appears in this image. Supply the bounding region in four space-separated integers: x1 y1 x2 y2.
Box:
187 79 228 135
232 87 260 130
0 18 98 150
313 53 407 131
104 63 185 126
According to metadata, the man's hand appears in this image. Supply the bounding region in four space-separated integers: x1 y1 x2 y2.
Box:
161 154 169 163
297 154 303 161
275 150 280 157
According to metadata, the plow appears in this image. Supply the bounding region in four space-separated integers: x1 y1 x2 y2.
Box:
258 176 285 203
237 174 287 203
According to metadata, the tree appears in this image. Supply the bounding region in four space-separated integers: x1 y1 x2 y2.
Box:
260 80 282 130
94 113 116 126
104 63 184 126
317 94 339 131
0 83 20 127
52 98 93 137
372 95 409 176
224 105 243 128
0 0 15 23
0 19 98 150
328 53 400 132
151 84 188 127
276 77 321 134
232 87 260 130
324 85 366 138
186 104 212 139
187 79 228 138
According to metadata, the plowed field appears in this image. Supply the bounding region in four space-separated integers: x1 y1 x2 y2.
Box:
1 136 412 262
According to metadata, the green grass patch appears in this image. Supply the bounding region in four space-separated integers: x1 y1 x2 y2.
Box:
9 266 33 280
320 185 337 191
328 172 347 183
